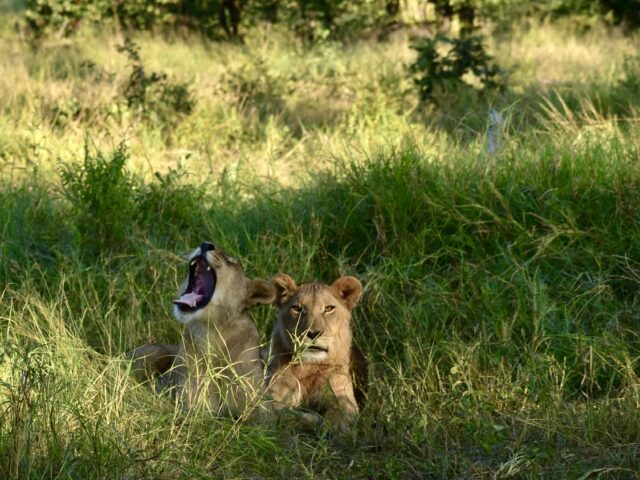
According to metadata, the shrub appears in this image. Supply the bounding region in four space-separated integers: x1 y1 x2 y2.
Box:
24 0 100 38
24 0 244 39
37 40 195 131
24 0 396 41
117 38 195 124
409 33 504 103
58 142 209 257
222 56 289 122
59 142 137 256
136 167 207 243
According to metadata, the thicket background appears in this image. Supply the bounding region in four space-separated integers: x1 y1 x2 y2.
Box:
1 0 639 478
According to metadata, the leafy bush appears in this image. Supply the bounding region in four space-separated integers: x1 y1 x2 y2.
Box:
222 56 289 121
25 0 175 37
109 0 182 31
59 143 137 256
425 0 640 30
24 0 241 38
24 0 394 41
37 40 195 131
409 33 504 103
58 142 208 258
257 0 392 42
117 38 194 124
25 0 100 38
533 0 639 28
136 168 207 241
23 0 640 41
601 0 640 29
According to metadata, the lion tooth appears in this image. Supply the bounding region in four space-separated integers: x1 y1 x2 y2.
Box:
207 266 211 271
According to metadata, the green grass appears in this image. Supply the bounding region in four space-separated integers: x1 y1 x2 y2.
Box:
1 12 640 479
2 137 639 478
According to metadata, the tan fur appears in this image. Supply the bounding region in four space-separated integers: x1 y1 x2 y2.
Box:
265 273 365 430
127 244 275 419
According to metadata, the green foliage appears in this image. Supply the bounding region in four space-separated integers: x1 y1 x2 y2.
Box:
24 0 99 37
0 177 66 282
409 34 504 103
110 0 182 30
24 0 238 38
472 0 640 29
259 0 384 42
22 0 640 40
46 138 640 397
538 0 640 27
3 10 640 478
34 39 195 132
281 0 346 42
57 142 206 259
23 0 394 41
222 56 289 122
117 38 194 123
136 168 207 240
2 138 640 477
601 0 640 28
59 142 137 255
24 0 176 36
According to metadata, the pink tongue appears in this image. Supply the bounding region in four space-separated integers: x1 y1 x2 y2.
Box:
173 292 204 308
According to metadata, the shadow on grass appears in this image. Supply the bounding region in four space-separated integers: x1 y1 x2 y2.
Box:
1 140 640 477
2 140 639 392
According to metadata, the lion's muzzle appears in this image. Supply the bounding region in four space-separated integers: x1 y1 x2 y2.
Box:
173 250 216 312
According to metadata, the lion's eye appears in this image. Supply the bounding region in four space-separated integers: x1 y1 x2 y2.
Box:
324 305 336 313
291 304 304 314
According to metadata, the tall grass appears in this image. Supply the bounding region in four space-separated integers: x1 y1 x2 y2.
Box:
1 12 640 479
2 133 639 477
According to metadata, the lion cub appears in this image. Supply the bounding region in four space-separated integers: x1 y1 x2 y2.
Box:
128 242 275 418
265 273 365 430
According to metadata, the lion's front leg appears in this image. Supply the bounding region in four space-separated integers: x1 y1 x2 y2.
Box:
126 343 179 386
266 371 305 408
264 372 322 427
222 349 264 419
324 373 359 431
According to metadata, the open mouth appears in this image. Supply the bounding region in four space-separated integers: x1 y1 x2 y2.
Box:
173 255 216 312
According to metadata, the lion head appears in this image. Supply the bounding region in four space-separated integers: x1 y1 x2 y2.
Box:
172 242 275 324
269 273 363 365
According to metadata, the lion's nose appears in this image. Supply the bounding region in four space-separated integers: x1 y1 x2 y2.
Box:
306 330 323 340
200 242 216 252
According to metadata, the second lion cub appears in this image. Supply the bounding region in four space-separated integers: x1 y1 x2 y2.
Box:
265 273 366 430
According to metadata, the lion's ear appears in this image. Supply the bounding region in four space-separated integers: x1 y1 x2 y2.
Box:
271 273 298 307
331 276 363 310
247 279 277 306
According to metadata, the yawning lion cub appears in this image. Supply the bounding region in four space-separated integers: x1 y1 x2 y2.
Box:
128 242 275 418
265 273 365 430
